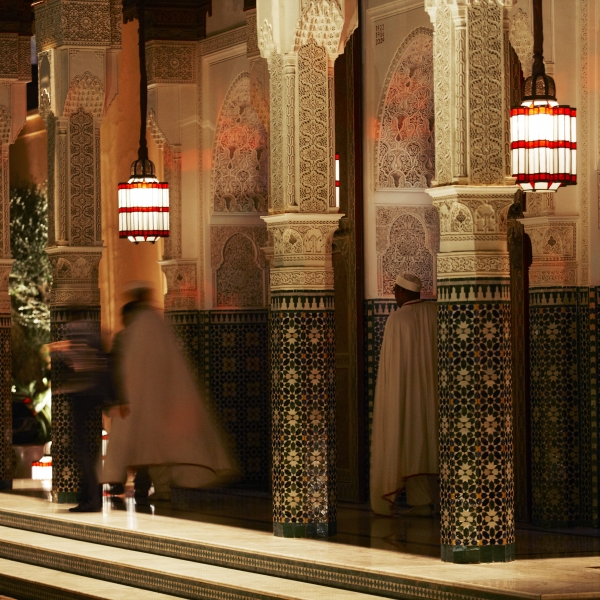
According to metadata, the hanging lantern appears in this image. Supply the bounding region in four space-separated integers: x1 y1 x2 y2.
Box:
335 153 340 208
118 0 169 243
118 159 169 243
510 0 576 193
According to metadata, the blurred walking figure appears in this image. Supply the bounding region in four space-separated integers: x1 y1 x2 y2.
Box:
49 309 108 512
102 283 236 501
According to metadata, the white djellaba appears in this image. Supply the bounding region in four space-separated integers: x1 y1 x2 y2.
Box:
101 303 237 491
370 273 439 516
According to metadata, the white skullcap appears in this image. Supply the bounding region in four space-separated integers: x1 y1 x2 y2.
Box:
395 273 422 293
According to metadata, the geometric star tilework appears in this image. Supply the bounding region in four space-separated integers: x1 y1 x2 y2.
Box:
209 311 270 490
271 293 337 537
529 287 598 527
0 318 10 487
438 282 515 563
50 308 102 503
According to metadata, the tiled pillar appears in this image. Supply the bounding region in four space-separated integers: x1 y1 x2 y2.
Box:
34 0 120 502
257 0 357 537
426 0 517 563
520 214 593 526
0 33 30 489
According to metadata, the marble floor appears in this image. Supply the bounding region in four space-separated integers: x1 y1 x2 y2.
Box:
1 481 600 599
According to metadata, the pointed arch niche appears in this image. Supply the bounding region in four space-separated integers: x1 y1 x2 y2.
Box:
375 27 435 189
212 73 269 213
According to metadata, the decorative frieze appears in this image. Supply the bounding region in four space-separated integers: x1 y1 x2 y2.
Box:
427 185 516 256
35 0 113 51
0 34 31 81
146 41 196 85
200 27 247 56
437 253 510 279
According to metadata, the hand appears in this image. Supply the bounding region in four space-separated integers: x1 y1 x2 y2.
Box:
119 405 131 419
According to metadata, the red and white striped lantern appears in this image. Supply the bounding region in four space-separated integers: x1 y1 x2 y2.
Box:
510 102 577 192
118 166 169 243
335 153 340 208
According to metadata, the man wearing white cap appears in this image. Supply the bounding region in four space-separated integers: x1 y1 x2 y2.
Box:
370 272 439 516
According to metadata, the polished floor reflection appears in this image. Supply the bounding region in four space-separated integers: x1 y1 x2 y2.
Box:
1 481 600 599
9 480 600 561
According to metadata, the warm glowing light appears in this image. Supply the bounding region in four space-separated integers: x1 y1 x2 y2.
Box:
118 176 170 243
335 153 340 208
510 101 576 192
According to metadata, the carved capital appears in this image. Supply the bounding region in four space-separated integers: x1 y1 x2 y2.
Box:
0 34 31 81
427 185 517 254
146 41 197 85
160 259 199 311
437 253 510 279
258 0 357 60
46 247 103 307
34 0 113 52
519 215 579 288
263 213 342 292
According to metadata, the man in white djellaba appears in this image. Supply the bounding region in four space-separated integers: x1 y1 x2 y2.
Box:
370 273 439 517
102 283 236 501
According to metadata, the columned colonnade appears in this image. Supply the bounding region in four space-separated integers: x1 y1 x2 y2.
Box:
0 0 592 565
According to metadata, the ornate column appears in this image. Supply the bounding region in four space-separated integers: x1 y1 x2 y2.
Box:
257 0 357 537
34 0 120 502
0 16 30 489
426 0 516 563
520 196 586 526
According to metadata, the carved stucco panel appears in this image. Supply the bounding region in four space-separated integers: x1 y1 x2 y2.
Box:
69 108 95 246
468 1 504 184
376 28 434 190
211 226 268 308
63 72 105 118
0 34 31 81
146 41 196 85
376 206 439 298
432 2 452 185
509 9 533 78
526 222 577 263
212 73 269 214
435 195 512 238
298 39 329 212
36 1 112 51
294 0 345 56
268 53 284 213
0 106 11 145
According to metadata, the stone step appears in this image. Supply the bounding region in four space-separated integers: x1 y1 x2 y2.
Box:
0 495 594 600
0 526 386 600
0 557 180 600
